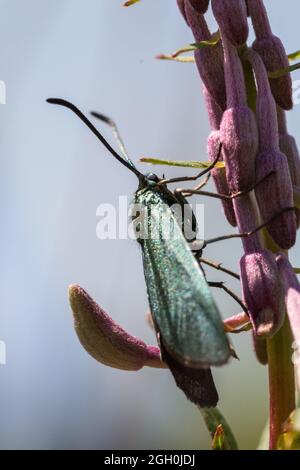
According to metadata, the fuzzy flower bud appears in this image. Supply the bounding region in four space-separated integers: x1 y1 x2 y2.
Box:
203 84 222 131
277 107 300 226
185 0 226 110
207 130 237 227
246 49 297 249
203 86 237 226
211 0 249 46
220 34 258 193
255 151 296 249
240 250 285 337
69 285 164 371
248 0 293 110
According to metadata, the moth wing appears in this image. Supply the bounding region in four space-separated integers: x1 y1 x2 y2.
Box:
139 190 230 367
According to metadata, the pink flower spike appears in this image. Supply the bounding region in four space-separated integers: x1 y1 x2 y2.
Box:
248 0 293 110
276 254 300 390
185 0 226 110
212 0 249 46
240 250 285 337
69 285 165 371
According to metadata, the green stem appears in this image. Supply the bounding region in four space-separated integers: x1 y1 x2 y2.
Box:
267 316 295 449
199 407 238 450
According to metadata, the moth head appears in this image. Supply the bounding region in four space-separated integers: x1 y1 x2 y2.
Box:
145 172 160 186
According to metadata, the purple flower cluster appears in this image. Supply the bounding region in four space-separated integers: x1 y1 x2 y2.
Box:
178 0 300 365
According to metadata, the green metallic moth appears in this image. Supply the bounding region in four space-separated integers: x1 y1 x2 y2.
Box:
47 98 231 407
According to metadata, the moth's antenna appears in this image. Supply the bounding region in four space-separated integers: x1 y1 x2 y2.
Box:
91 111 132 167
47 98 143 179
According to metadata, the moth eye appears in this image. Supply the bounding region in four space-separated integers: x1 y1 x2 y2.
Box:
146 173 160 184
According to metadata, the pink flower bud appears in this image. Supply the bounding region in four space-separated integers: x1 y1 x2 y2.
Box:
185 0 226 110
188 0 209 14
220 106 258 193
277 107 300 226
222 32 247 108
69 285 164 371
240 250 285 337
246 48 278 152
219 33 258 193
233 194 261 252
248 0 293 109
255 150 297 249
211 0 249 46
208 130 237 227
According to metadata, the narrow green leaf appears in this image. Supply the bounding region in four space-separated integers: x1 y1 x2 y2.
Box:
140 157 225 169
156 32 219 63
294 268 300 274
124 0 140 6
156 55 195 63
288 50 300 61
268 62 300 79
200 407 238 450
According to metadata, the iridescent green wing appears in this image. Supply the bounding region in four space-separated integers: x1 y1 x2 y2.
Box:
135 188 230 367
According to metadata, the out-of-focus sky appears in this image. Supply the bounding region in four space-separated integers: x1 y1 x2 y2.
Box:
0 0 299 450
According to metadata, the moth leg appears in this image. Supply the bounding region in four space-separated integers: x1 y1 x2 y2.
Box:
199 257 240 280
178 171 275 200
204 206 295 247
230 171 276 199
208 281 248 313
176 188 231 201
157 143 222 186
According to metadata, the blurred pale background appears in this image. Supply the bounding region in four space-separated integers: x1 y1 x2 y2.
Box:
0 0 299 450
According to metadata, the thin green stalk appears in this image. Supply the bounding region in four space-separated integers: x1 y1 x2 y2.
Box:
199 407 238 450
267 316 295 449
